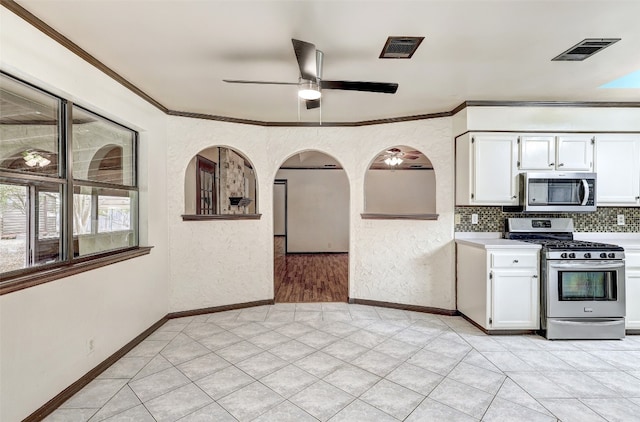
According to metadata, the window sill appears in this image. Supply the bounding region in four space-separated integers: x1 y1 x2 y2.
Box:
0 246 153 295
181 214 262 221
360 213 439 220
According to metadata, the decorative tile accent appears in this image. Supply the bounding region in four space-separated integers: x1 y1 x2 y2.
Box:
455 206 640 233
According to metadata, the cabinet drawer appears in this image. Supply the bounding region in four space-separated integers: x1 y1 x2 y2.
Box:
491 253 537 268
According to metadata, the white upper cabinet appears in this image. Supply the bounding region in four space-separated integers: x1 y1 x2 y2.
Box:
556 135 594 171
595 134 640 206
456 133 519 205
519 135 555 170
519 135 594 171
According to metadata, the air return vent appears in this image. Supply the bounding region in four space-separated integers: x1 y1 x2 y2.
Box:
380 36 424 59
552 38 621 61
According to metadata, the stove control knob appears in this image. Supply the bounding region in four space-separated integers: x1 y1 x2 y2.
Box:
584 253 591 258
600 253 607 258
561 253 568 258
608 253 615 258
569 253 576 259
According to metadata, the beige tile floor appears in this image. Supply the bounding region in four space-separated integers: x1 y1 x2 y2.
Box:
44 303 640 421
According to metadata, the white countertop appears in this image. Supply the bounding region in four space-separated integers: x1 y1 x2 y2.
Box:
455 238 541 249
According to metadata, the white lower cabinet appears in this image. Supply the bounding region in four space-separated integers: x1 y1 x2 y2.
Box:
457 242 540 331
491 269 539 329
626 249 640 330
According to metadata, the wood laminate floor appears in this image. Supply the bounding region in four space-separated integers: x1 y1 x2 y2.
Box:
274 236 349 303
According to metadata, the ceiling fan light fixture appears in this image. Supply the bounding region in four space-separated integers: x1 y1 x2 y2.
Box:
384 156 403 166
298 81 321 100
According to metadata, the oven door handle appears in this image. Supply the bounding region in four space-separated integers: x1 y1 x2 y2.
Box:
580 179 590 205
552 319 623 327
549 262 624 270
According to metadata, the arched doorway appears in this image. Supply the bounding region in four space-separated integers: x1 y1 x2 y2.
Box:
273 151 349 302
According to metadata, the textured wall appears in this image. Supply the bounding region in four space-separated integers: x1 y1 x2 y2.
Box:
455 206 640 233
167 117 456 312
1 10 169 422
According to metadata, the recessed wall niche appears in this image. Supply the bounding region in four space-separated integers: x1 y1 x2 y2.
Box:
363 145 437 219
184 146 257 216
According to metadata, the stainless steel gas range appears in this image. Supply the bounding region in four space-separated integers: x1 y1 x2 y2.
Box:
505 218 626 340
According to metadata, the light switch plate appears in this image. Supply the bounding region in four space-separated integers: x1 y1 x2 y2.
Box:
617 214 625 225
471 214 479 225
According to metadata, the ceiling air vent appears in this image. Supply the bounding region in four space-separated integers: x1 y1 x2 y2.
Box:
552 38 621 61
380 36 425 59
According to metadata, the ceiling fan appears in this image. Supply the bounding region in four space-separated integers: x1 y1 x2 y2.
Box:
223 39 399 110
374 148 422 166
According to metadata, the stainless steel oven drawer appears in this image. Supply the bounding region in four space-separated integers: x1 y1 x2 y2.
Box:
546 318 625 340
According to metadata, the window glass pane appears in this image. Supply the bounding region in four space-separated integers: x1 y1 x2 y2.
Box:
0 183 27 273
0 182 63 274
72 107 135 186
74 185 137 257
0 74 61 177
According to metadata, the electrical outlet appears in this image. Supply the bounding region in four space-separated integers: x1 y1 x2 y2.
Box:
454 214 461 225
87 338 95 354
617 214 625 225
471 214 479 225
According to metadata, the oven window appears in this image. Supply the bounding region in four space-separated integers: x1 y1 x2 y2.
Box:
558 271 617 301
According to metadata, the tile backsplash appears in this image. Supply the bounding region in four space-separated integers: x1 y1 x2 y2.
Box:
455 206 640 233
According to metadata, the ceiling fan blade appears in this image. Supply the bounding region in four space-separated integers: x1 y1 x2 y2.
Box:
223 79 298 85
305 99 321 110
292 39 318 81
320 80 398 94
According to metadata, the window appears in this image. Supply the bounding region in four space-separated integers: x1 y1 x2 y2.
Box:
196 155 217 214
0 72 139 280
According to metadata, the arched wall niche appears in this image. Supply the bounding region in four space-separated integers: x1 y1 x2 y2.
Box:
183 145 258 215
363 145 437 217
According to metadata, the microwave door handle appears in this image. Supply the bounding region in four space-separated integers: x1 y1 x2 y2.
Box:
581 179 590 205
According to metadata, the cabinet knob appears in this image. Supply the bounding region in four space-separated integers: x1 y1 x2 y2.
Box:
512 195 517 199
532 275 538 278
636 196 640 200
513 259 519 263
549 163 554 167
558 163 564 167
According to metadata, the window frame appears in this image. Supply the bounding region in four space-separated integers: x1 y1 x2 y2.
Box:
0 71 146 293
195 155 217 215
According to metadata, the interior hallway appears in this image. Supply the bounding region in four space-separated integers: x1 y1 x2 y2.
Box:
274 236 349 303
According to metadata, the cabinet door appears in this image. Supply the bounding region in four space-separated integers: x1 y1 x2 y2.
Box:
627 272 640 329
472 134 518 204
556 135 594 171
490 270 539 329
519 135 555 170
595 135 640 206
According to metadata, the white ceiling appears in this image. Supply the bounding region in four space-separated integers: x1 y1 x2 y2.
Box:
12 0 640 123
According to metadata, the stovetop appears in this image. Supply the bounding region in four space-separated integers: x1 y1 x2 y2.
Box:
504 218 624 259
518 239 625 252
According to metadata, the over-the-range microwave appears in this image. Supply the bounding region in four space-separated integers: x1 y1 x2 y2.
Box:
521 172 597 212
